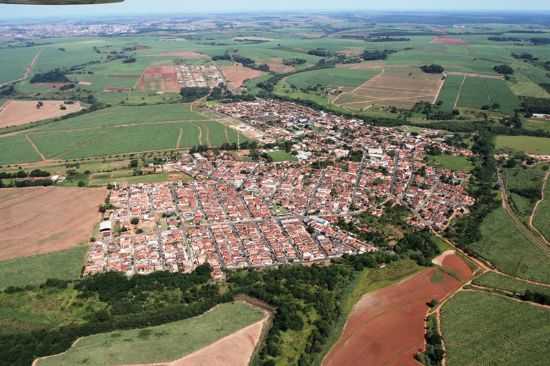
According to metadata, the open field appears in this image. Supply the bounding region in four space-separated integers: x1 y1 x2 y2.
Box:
0 187 106 261
324 253 472 366
222 64 264 89
137 64 180 93
495 135 550 155
0 47 38 84
0 246 87 290
286 67 378 90
335 66 444 109
457 77 520 113
431 36 466 45
427 153 473 172
37 302 265 366
0 133 42 165
0 100 82 128
442 291 550 366
469 207 550 283
504 165 548 221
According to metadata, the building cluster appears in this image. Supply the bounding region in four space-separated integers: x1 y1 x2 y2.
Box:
177 64 224 89
85 99 475 279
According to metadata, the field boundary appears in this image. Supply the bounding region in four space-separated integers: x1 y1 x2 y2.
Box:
25 134 46 161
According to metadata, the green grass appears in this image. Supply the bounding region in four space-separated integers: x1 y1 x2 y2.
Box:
504 165 548 221
0 47 39 84
437 75 464 112
38 302 264 366
0 134 41 165
469 207 550 284
534 177 550 242
495 135 550 155
0 286 107 335
267 150 297 162
457 77 520 114
285 68 378 89
442 291 550 366
0 246 88 290
427 153 474 172
524 119 550 134
473 272 550 297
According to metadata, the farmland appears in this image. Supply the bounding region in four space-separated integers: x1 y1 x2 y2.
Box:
495 135 550 155
285 67 378 90
37 302 265 366
468 207 550 283
436 75 464 112
533 177 550 241
504 165 548 222
457 77 520 113
442 291 550 366
0 100 82 128
0 246 87 290
473 272 550 297
0 187 106 261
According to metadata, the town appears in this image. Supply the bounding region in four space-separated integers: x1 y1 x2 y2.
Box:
84 100 475 279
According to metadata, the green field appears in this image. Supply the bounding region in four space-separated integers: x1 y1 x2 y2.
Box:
534 177 550 241
437 75 464 112
524 119 550 133
285 68 378 89
427 153 474 172
0 134 42 165
38 302 264 366
442 291 550 366
267 150 297 162
0 47 38 84
473 272 550 297
504 165 548 221
495 135 550 155
457 78 520 114
469 207 550 283
0 246 87 290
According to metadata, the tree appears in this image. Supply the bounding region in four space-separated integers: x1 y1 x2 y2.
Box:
420 64 445 74
494 64 514 75
131 217 140 225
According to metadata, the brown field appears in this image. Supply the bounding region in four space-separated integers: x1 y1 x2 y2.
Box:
222 64 264 89
151 51 208 59
432 36 466 45
336 61 385 70
263 58 294 73
324 253 472 366
137 64 180 93
335 67 444 109
0 100 82 128
0 187 106 261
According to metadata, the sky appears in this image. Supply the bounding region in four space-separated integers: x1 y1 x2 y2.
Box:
0 0 549 20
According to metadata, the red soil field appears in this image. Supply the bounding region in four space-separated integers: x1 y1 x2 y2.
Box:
0 187 107 261
154 51 208 59
432 36 466 45
0 100 82 128
137 64 180 93
222 64 264 89
324 254 472 366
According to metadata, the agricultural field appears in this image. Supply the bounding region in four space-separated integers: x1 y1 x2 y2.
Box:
495 135 550 155
442 291 550 366
222 63 264 89
325 253 472 366
0 46 38 84
504 165 548 222
0 187 106 261
427 153 474 172
473 272 550 297
0 133 42 165
468 207 550 283
456 77 520 114
0 100 82 128
436 75 464 112
285 67 378 90
0 246 88 290
36 302 266 366
524 118 550 133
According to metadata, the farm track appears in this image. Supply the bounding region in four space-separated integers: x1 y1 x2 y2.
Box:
453 75 466 109
530 172 550 243
498 171 550 254
176 128 183 149
25 134 46 161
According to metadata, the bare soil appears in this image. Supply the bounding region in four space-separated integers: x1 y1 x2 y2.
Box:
152 51 208 59
324 254 472 366
432 37 467 45
0 100 82 128
222 64 264 89
137 65 180 93
0 187 106 261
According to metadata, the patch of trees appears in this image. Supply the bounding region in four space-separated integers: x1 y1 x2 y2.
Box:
512 52 538 61
0 265 227 366
180 87 210 102
520 290 550 305
366 36 410 42
493 64 514 75
361 49 396 61
0 169 49 179
0 84 15 97
488 36 522 42
521 96 550 115
189 144 209 154
227 251 398 365
446 129 499 247
413 101 457 120
307 48 333 57
510 187 541 201
212 50 269 71
420 64 445 74
283 58 307 66
416 315 444 366
30 68 69 84
394 230 441 266
529 37 550 46
122 57 136 64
